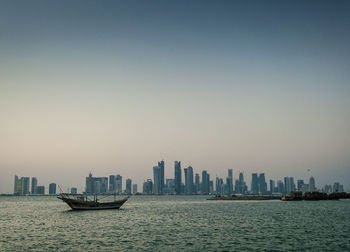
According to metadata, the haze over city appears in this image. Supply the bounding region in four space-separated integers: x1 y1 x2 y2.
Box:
1 0 349 193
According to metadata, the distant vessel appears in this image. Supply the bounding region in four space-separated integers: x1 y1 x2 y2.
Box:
58 193 129 210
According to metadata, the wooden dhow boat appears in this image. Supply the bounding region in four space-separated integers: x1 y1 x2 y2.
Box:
58 193 129 210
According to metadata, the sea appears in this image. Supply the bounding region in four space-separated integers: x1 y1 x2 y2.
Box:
0 196 349 251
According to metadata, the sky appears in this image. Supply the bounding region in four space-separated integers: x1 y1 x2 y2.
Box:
0 0 349 193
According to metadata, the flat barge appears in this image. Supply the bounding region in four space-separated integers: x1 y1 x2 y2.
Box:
208 195 281 200
208 192 350 201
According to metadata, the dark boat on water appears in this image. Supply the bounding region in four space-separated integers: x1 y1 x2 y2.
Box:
58 193 129 210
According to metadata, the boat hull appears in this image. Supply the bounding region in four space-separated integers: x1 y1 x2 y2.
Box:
58 196 128 210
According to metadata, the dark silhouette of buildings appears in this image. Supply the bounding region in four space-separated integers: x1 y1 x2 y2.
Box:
49 183 56 195
174 161 181 194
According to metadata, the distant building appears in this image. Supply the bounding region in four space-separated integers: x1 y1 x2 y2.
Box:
14 175 21 195
269 179 275 194
201 170 210 194
31 177 38 194
143 179 153 194
251 173 259 194
85 173 108 194
49 183 56 195
132 184 138 194
258 173 267 194
309 176 316 191
184 166 194 195
71 187 78 194
216 177 224 195
37 186 45 194
284 177 295 195
209 180 214 194
115 175 123 194
195 173 200 194
126 179 132 195
153 166 162 195
235 172 247 195
164 179 175 194
109 175 115 192
277 180 284 194
323 184 332 193
13 176 30 195
333 182 344 192
297 180 304 191
227 169 233 194
174 161 182 194
158 160 165 194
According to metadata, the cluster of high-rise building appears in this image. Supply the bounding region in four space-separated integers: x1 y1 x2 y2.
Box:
85 172 136 195
141 160 346 196
13 175 60 195
14 162 346 196
145 161 215 195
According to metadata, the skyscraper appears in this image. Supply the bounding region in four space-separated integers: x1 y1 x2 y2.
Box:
174 161 181 194
227 169 233 194
109 175 115 192
132 184 138 194
85 173 108 194
143 179 153 194
49 183 56 195
195 173 200 194
216 177 224 195
277 180 284 194
297 180 304 191
251 173 259 194
115 175 123 194
14 176 30 195
284 177 296 195
309 176 316 191
31 177 37 194
22 177 30 195
201 170 210 194
158 160 165 194
235 172 247 194
37 186 45 194
153 166 161 195
258 173 267 195
184 166 194 195
14 175 21 195
284 177 291 194
126 179 132 195
269 179 275 194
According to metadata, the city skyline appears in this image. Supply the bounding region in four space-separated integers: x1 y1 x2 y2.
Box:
9 159 346 195
1 1 350 193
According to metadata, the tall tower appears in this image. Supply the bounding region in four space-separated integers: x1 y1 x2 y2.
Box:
109 175 115 192
309 176 316 191
195 173 200 194
184 166 194 195
174 161 181 194
158 160 165 194
126 179 132 195
31 177 37 194
115 175 123 194
201 170 209 194
258 173 267 195
251 173 259 194
153 166 161 195
227 169 233 194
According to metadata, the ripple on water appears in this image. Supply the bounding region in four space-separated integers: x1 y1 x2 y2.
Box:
0 196 349 251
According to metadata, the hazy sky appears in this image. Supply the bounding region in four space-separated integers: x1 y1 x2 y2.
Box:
1 0 349 193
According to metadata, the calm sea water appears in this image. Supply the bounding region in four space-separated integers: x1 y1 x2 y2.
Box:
0 196 349 251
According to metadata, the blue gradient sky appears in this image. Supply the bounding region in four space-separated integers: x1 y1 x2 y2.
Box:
1 0 349 193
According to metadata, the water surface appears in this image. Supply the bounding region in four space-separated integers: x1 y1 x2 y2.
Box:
0 196 349 251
